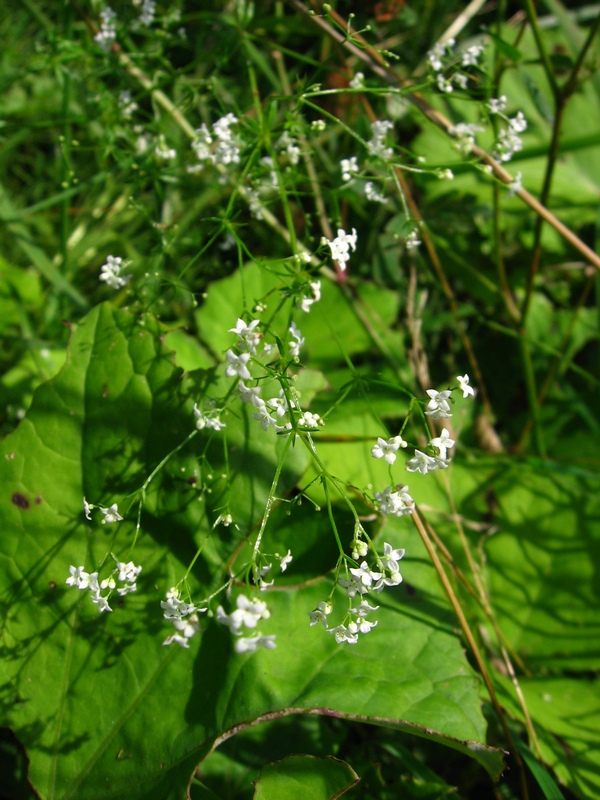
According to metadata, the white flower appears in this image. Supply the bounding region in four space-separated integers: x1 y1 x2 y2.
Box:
351 537 369 559
405 449 438 474
163 612 201 648
340 156 358 182
437 73 453 93
194 403 226 431
99 256 129 289
161 588 197 620
288 322 305 359
217 595 270 634
229 318 261 354
405 231 421 250
380 543 405 573
451 122 482 154
367 120 394 160
90 593 112 613
429 428 455 461
162 634 190 648
487 96 507 114
138 0 156 26
117 582 137 596
425 389 453 419
266 392 293 418
374 486 414 517
234 634 277 653
308 600 332 627
365 182 386 204
299 280 321 313
100 504 123 524
461 44 484 66
350 561 383 589
338 576 366 598
494 127 524 163
349 72 364 89
66 565 90 589
225 349 252 380
371 435 407 465
510 111 527 133
238 381 261 404
453 73 469 89
298 411 323 429
326 228 357 269
117 561 142 583
457 374 475 398
155 136 176 161
382 570 403 587
252 405 278 431
508 172 522 197
279 550 293 571
83 498 92 521
328 624 358 645
427 42 446 71
354 616 378 634
94 7 117 51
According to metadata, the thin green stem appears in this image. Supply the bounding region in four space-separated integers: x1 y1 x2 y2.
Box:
523 0 560 100
519 333 546 457
252 433 294 560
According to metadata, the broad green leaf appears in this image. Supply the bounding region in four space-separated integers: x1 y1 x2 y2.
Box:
514 737 565 800
163 329 215 371
498 677 600 799
0 259 42 335
486 31 523 63
195 261 401 371
0 302 500 800
252 755 359 800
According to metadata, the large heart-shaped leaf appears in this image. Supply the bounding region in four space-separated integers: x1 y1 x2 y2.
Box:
0 302 500 799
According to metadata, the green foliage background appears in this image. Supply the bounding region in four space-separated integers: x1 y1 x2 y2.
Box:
0 1 599 798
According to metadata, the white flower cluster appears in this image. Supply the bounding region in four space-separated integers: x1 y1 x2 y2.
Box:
451 122 483 155
275 131 301 165
66 560 142 614
365 181 386 204
155 135 176 161
493 111 528 163
94 6 117 51
99 256 129 289
488 95 507 114
371 435 407 464
341 156 358 182
367 120 394 161
427 37 485 92
405 230 421 250
427 38 455 71
225 317 318 436
349 72 364 89
118 90 138 119
371 375 475 482
137 0 156 27
217 595 277 653
298 279 321 313
190 113 240 172
374 485 414 516
193 402 225 431
308 542 405 644
83 497 123 524
325 228 357 270
161 587 205 648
